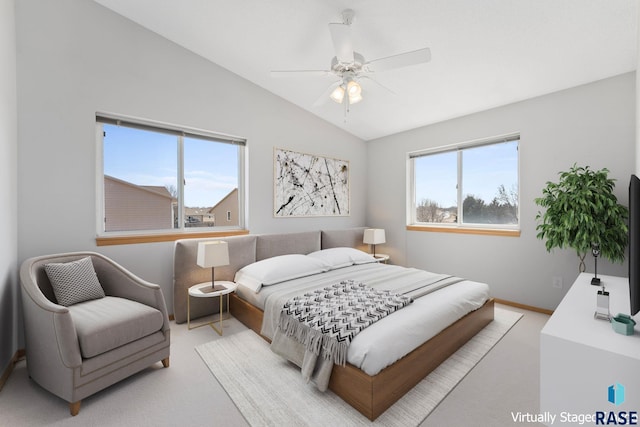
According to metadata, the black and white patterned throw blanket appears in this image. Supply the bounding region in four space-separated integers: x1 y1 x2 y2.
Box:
277 280 413 367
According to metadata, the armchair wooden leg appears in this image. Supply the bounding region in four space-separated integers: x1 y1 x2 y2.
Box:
69 401 81 416
161 357 170 368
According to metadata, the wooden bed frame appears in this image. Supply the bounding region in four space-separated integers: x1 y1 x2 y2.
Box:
230 293 495 421
174 229 495 420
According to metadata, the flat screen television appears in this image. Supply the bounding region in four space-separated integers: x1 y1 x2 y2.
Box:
629 174 640 316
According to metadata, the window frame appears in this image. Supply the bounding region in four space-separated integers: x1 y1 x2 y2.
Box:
407 133 521 235
95 113 247 242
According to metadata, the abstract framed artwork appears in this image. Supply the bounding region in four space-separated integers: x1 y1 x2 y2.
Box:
274 148 350 217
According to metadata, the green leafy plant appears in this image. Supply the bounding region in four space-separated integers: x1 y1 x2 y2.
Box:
535 164 628 272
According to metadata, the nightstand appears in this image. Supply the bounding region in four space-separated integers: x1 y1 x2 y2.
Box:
373 254 390 263
187 280 237 335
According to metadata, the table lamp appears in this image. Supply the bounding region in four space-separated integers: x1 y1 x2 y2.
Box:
197 241 229 289
363 228 385 257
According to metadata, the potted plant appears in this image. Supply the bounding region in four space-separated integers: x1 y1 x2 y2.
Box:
535 164 628 272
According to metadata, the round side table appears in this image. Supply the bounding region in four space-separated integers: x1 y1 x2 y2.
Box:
187 281 237 335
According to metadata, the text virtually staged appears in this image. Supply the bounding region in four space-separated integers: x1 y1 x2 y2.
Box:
512 382 638 425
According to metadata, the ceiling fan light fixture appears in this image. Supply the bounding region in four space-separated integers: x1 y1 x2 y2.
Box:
346 79 362 104
348 91 363 104
347 80 361 97
330 85 345 103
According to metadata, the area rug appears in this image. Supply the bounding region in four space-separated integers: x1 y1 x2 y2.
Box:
195 307 522 427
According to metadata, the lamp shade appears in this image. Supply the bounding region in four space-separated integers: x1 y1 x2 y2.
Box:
197 241 229 268
363 228 386 245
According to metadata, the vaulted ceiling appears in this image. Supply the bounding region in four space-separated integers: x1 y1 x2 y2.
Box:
94 0 638 141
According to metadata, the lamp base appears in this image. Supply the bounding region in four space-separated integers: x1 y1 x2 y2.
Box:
591 277 601 286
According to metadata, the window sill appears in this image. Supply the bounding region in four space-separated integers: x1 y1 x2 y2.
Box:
96 229 250 246
406 225 520 237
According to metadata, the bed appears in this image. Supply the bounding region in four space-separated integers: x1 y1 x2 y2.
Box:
173 228 494 421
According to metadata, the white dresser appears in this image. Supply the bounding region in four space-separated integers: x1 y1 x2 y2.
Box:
540 273 640 425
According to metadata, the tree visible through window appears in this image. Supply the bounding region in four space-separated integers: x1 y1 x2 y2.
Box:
97 116 245 233
410 136 519 228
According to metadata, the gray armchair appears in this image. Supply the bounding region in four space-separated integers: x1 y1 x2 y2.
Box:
20 252 170 415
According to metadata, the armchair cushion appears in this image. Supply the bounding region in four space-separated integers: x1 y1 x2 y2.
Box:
68 296 164 359
44 257 105 306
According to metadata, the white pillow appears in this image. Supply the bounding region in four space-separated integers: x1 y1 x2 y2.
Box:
307 247 377 270
234 254 328 293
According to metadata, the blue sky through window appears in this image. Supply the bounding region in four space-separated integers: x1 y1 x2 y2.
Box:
415 140 518 208
103 124 238 207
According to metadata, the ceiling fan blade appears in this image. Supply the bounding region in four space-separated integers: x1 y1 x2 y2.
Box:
359 75 396 96
366 48 431 72
270 70 331 78
328 23 354 64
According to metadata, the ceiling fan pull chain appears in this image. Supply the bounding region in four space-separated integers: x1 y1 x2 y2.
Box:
344 99 348 122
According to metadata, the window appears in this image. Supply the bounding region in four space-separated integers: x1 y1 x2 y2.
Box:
408 134 519 232
97 114 245 235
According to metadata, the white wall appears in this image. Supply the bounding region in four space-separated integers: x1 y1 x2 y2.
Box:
367 73 635 311
0 0 19 373
15 0 366 315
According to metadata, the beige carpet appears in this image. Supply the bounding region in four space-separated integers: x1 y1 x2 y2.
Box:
196 307 522 427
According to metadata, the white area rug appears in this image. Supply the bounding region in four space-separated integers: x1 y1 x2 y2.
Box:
196 307 522 427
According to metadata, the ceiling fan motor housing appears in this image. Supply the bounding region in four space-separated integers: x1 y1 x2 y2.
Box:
331 52 365 73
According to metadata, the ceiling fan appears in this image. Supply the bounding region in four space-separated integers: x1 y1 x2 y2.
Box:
271 9 431 108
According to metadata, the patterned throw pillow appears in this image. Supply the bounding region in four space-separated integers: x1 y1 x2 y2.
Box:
44 257 106 306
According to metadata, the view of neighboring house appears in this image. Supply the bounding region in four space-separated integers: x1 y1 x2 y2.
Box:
184 188 238 227
104 175 176 232
105 175 238 230
184 207 215 227
209 188 239 227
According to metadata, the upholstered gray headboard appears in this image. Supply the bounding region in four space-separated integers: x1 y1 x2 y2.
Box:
321 228 368 253
172 227 367 323
256 230 320 261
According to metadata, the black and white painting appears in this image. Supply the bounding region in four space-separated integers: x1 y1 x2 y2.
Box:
274 148 349 217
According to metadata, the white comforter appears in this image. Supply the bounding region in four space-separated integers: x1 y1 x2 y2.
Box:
236 262 489 376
